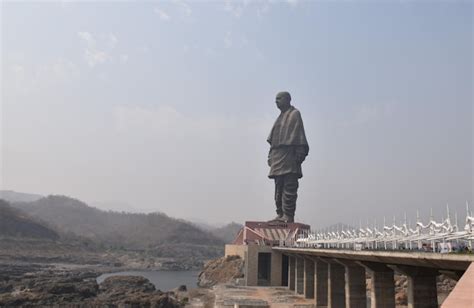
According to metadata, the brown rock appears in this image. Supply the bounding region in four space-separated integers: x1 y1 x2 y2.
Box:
198 255 244 288
99 275 156 294
395 290 408 305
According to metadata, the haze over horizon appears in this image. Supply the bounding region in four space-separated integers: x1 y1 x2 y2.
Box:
1 1 473 227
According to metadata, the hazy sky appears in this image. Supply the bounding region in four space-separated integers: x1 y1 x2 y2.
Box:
1 0 472 228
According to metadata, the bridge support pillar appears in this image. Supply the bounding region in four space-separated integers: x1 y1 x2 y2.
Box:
295 256 305 294
303 258 315 298
358 261 395 308
336 259 367 308
391 265 438 308
288 256 296 290
320 258 346 308
314 259 328 307
270 251 282 286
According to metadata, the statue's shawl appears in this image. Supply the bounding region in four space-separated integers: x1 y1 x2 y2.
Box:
267 106 308 149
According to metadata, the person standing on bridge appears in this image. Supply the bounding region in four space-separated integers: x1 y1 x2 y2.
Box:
267 91 309 223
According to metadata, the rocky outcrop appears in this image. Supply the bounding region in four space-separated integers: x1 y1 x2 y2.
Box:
99 276 156 294
394 274 408 305
0 263 183 307
437 274 457 293
0 263 99 306
94 276 182 307
198 255 244 288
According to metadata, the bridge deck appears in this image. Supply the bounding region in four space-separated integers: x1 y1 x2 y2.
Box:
273 247 474 271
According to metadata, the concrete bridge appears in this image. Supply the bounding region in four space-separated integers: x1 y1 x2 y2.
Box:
227 220 474 308
273 247 474 308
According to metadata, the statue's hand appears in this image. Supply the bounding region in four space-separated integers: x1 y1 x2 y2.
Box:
295 153 306 164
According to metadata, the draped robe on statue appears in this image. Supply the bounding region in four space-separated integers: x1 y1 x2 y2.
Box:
267 105 309 220
267 106 309 179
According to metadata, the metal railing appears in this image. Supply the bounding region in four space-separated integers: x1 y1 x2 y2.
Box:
284 203 474 253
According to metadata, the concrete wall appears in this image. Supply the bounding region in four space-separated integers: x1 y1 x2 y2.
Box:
246 244 261 286
225 244 247 259
226 244 284 287
245 245 283 286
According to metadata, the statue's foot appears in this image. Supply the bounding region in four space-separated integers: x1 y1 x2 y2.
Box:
268 215 294 223
267 214 283 222
281 215 294 223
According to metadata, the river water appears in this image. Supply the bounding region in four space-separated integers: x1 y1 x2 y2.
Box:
96 270 200 291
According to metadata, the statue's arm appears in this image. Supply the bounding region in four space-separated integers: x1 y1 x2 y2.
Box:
267 148 272 166
292 110 308 163
295 145 308 164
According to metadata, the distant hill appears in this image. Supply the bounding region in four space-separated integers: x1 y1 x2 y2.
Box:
90 200 147 213
210 222 243 244
190 221 219 232
0 199 59 240
0 190 43 203
12 195 224 251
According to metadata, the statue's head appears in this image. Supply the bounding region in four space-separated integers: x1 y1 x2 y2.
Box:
276 91 291 110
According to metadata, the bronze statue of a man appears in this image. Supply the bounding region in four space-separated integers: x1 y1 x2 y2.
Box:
267 92 309 223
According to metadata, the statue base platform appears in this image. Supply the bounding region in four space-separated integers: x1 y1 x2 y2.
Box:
232 220 310 246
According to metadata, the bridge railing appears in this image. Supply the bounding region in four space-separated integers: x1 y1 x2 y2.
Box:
284 203 474 253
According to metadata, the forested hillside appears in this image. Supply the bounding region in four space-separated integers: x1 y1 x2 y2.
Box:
0 199 58 240
12 195 224 251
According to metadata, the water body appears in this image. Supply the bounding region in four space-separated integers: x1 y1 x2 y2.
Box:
97 270 200 291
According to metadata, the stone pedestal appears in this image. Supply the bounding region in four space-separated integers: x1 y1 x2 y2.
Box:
227 220 310 287
232 221 311 246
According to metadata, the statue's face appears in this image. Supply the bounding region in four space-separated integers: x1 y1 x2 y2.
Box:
275 93 290 110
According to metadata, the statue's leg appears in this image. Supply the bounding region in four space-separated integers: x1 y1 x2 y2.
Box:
274 177 284 217
282 174 299 221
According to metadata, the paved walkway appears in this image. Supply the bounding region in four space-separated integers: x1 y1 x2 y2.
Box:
214 284 314 308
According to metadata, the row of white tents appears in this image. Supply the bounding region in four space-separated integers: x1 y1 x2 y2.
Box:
293 203 474 253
